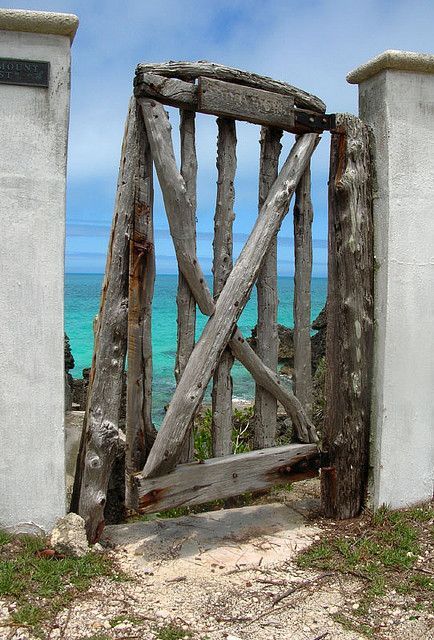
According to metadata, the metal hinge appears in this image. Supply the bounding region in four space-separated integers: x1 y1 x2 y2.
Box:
295 111 336 132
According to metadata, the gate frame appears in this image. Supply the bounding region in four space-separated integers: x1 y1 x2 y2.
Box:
71 62 374 542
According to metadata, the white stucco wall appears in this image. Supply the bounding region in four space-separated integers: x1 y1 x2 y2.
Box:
0 11 78 533
348 51 434 508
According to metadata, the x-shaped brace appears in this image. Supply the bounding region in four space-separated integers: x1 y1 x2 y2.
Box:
138 98 319 478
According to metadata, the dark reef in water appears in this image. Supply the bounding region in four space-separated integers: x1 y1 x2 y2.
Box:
246 305 327 378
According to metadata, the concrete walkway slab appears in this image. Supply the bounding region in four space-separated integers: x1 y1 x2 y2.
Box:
105 502 320 576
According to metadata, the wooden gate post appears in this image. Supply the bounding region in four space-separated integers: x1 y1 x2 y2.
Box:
321 113 374 519
73 100 137 542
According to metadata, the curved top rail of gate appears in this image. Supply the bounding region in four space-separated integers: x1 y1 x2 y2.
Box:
134 60 333 134
135 60 327 113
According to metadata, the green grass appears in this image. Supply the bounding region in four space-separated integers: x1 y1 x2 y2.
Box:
297 504 434 635
11 603 47 626
0 531 125 633
155 624 192 639
332 613 374 638
109 613 144 627
193 406 254 461
0 530 13 547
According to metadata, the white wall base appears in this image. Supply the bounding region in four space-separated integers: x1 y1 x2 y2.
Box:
348 51 434 508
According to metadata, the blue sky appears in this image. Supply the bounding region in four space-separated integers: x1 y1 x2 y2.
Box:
7 0 434 275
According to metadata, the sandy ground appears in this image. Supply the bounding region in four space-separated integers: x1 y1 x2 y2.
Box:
1 480 432 640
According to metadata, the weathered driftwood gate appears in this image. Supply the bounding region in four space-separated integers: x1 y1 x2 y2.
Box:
71 62 373 543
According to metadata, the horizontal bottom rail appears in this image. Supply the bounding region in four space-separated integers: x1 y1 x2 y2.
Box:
130 443 320 514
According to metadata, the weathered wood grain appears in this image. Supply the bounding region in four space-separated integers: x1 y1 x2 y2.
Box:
138 98 215 316
77 100 136 542
321 113 373 519
133 443 319 513
230 328 318 444
125 104 157 505
134 72 197 108
293 162 313 417
141 133 320 478
176 108 198 463
134 73 328 134
198 77 295 130
135 61 326 112
254 126 282 449
212 118 237 457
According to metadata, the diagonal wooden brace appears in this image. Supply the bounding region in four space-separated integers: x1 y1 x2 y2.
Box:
139 98 214 316
138 98 318 446
141 131 320 478
230 329 318 444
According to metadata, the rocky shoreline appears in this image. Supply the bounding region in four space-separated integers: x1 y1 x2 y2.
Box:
65 305 327 413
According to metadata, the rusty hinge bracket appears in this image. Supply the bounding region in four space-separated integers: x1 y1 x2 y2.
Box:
294 110 336 132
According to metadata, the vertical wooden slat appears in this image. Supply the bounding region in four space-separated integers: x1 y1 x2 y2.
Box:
254 126 282 449
176 109 198 463
212 117 237 457
293 162 313 417
321 113 373 519
125 103 157 505
141 133 319 479
74 99 137 542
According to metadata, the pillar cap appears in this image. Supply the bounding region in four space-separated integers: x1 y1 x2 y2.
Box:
347 49 434 84
0 8 78 42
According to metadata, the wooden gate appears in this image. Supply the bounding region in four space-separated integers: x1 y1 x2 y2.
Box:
71 62 373 543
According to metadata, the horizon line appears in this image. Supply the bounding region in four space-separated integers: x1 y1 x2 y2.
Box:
65 272 328 278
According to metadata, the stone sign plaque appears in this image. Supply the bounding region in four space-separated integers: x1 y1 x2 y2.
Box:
0 58 49 87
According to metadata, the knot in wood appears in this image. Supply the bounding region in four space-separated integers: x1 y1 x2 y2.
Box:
87 454 101 470
97 492 106 507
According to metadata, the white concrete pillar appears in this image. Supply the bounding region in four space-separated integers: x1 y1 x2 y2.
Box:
347 51 434 508
0 9 78 533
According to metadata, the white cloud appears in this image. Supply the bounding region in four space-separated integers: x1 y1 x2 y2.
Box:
63 0 434 185
7 0 434 252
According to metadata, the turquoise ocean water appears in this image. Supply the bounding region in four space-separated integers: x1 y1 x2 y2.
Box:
65 274 327 424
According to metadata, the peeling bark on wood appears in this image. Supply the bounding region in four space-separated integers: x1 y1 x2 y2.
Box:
254 127 282 449
133 444 319 513
230 328 318 444
76 100 137 542
212 118 237 457
176 109 198 464
135 61 326 112
198 77 295 130
293 162 313 418
125 104 157 507
138 98 214 316
141 133 320 478
321 113 373 520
